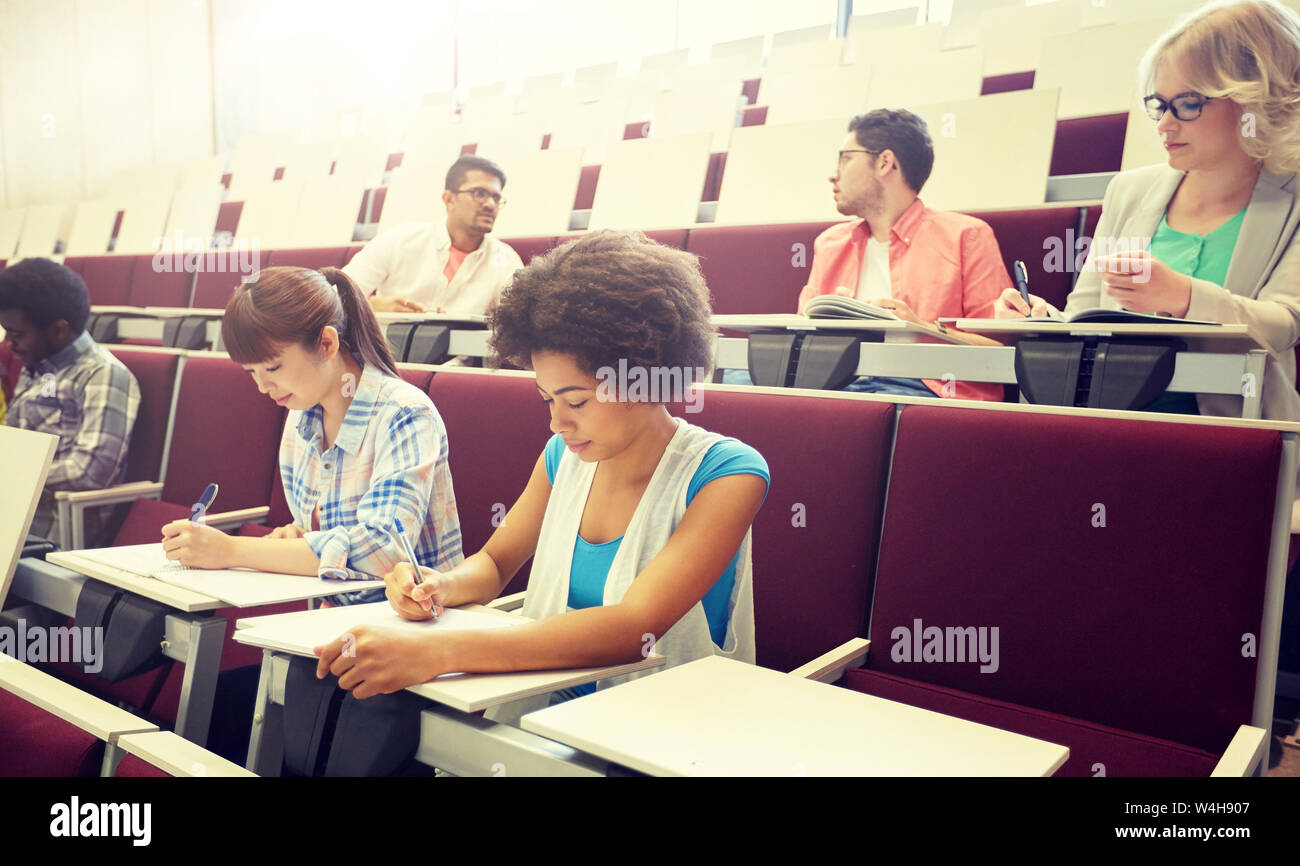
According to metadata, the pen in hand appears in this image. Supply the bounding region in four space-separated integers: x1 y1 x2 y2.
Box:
1013 260 1034 318
391 518 438 621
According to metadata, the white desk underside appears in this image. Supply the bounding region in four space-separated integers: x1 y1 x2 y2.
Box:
712 315 963 344
47 549 384 611
236 602 665 713
522 656 1070 777
713 336 1260 395
0 655 160 742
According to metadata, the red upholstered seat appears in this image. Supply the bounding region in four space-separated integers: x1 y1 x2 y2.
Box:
114 754 170 777
1050 113 1127 176
191 249 271 309
702 152 727 202
425 371 551 595
215 200 242 235
66 255 136 307
842 404 1282 771
970 207 1083 311
981 71 1035 94
842 669 1219 776
741 105 767 127
367 188 388 224
398 365 434 392
504 237 559 264
686 222 837 315
0 690 104 776
574 165 600 211
344 244 365 265
267 247 350 271
127 253 193 307
108 349 182 484
671 390 895 673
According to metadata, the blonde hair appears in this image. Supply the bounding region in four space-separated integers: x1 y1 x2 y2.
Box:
1138 0 1300 174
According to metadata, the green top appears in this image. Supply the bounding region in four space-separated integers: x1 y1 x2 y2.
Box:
1149 207 1247 287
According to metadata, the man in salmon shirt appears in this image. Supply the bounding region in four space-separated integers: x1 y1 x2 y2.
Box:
798 109 1011 401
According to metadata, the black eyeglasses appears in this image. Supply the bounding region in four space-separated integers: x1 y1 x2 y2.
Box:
1143 92 1213 122
453 187 506 207
838 148 880 167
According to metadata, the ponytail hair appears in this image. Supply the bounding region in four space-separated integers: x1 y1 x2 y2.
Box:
222 266 399 377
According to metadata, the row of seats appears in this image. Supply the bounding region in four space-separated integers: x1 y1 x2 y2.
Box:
10 355 1288 775
62 204 1100 325
0 654 252 776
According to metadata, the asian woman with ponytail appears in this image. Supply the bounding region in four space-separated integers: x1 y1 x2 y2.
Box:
159 267 463 605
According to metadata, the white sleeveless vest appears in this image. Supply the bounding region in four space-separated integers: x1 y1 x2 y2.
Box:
485 419 756 725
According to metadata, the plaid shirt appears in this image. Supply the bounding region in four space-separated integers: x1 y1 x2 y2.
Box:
5 331 140 544
280 363 462 604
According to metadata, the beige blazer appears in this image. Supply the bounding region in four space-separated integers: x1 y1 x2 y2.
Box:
1065 163 1300 422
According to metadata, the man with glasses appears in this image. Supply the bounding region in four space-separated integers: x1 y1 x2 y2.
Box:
344 155 523 315
795 109 1011 400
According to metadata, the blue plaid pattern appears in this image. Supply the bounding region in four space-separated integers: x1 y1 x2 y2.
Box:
5 331 140 544
280 363 462 604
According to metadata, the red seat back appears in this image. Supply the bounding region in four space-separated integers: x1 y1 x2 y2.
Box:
128 253 193 307
687 222 837 315
108 348 182 483
65 255 135 306
191 249 271 309
672 389 895 672
869 404 1282 753
161 354 285 509
425 371 551 594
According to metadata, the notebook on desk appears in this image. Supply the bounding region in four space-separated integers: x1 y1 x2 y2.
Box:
1022 309 1221 326
234 601 523 657
54 543 386 607
804 296 899 321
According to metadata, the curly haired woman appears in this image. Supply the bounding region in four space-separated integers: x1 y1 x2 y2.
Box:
313 231 769 716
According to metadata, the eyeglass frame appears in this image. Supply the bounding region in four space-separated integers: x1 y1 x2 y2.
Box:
1142 91 1215 122
837 148 882 168
451 187 507 207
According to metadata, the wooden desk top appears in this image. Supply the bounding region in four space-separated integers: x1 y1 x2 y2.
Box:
522 656 1070 776
236 602 665 713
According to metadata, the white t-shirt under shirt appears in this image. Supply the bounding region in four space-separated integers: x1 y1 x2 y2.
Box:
855 236 892 302
342 221 524 314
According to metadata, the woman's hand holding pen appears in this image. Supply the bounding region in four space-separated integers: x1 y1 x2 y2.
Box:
993 287 1049 318
384 562 450 621
160 520 235 568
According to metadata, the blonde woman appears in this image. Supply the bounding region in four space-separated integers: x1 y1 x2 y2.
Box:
997 0 1300 422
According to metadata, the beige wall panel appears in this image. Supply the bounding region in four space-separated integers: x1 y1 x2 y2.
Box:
589 133 713 230
714 118 847 225
489 147 584 237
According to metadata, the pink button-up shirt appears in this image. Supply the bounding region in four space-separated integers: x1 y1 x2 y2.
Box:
797 198 1011 401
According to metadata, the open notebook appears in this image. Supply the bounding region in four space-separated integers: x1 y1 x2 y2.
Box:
804 296 898 320
60 543 385 607
234 601 523 657
1024 309 1221 325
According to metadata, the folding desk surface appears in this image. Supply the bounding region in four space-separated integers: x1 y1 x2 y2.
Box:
522 655 1071 777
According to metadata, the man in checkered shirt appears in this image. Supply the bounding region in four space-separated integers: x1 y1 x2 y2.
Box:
0 258 140 546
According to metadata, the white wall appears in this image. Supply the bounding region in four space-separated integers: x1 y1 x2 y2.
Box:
0 0 212 208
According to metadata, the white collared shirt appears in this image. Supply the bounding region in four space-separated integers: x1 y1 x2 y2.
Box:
855 236 892 302
342 221 524 314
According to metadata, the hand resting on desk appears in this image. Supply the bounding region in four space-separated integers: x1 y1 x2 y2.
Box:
161 519 234 568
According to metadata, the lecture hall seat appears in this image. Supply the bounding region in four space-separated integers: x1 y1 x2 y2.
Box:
670 387 896 673
64 254 136 307
838 404 1285 776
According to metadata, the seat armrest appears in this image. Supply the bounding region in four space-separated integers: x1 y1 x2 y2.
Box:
788 637 871 682
1210 725 1268 777
487 591 527 612
204 506 270 531
54 480 164 505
